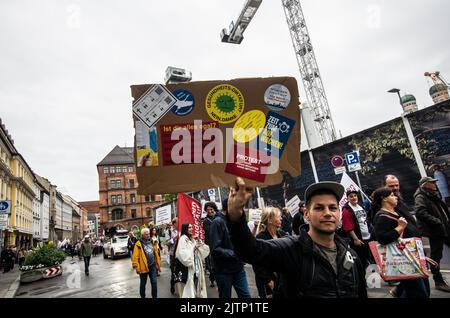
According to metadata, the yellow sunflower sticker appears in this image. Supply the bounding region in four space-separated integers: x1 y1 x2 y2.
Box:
205 84 245 124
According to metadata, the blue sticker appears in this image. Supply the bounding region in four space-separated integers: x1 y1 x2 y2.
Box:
256 111 296 158
171 89 195 116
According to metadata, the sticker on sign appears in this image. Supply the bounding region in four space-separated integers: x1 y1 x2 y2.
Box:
132 84 177 129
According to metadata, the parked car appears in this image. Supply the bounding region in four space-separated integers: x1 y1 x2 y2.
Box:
103 230 129 260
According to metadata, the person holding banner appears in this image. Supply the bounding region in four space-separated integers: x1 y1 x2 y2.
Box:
372 187 437 298
175 223 210 298
227 177 367 298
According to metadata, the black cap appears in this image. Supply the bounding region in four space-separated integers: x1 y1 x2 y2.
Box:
304 182 345 203
419 176 437 187
346 189 359 197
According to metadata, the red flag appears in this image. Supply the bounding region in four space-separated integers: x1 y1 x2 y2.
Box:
177 193 205 241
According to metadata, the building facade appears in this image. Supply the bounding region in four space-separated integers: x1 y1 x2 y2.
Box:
0 119 14 251
32 180 42 245
61 194 73 240
53 190 63 240
79 201 101 237
97 146 163 233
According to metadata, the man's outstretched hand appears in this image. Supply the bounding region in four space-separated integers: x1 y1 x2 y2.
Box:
227 177 254 222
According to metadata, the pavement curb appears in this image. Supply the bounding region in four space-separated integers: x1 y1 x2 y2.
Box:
4 276 20 298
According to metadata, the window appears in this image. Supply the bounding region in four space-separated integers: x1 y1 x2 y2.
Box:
116 166 122 173
110 167 115 173
111 195 117 205
130 194 136 204
128 166 133 172
117 195 122 204
145 195 150 202
110 180 122 189
131 209 136 219
129 179 135 188
103 167 109 174
111 209 123 221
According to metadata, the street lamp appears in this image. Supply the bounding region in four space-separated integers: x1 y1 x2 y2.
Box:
387 88 402 106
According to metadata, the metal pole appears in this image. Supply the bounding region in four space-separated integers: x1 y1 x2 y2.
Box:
355 171 363 191
256 187 264 209
217 187 222 204
308 149 319 182
401 115 427 177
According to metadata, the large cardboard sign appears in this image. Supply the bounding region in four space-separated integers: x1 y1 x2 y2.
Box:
132 77 301 194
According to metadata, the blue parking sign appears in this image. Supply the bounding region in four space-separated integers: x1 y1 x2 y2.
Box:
0 200 11 214
345 151 360 165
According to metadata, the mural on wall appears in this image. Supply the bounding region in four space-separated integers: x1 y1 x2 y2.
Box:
263 101 450 207
409 103 450 171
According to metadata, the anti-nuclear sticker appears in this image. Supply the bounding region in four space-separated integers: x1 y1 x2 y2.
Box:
264 84 291 112
232 110 266 143
135 120 159 167
225 144 270 183
257 111 296 158
133 84 177 129
206 84 244 124
171 89 195 116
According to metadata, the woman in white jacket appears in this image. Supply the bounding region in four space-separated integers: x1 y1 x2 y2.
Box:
175 223 210 298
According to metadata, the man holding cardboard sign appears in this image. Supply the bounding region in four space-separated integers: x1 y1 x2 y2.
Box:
226 177 367 298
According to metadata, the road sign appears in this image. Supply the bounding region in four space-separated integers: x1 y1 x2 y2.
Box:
207 189 216 197
345 151 361 172
0 201 11 215
345 151 360 165
0 214 8 230
331 155 345 168
348 163 362 172
334 166 346 175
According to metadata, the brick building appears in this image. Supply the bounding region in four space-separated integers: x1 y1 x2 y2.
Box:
97 146 164 234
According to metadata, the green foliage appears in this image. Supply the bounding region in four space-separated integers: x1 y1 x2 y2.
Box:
23 244 66 267
163 194 176 202
349 119 440 174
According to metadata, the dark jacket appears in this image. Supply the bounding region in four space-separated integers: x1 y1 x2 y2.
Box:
228 213 367 298
253 229 288 297
202 215 215 246
281 213 293 235
127 236 137 252
414 188 450 239
373 210 421 245
209 212 245 274
292 212 306 235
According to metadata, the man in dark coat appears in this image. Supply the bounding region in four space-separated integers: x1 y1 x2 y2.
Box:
227 177 367 298
202 201 217 287
414 176 450 292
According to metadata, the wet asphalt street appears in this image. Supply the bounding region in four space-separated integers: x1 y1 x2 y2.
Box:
14 252 258 298
14 250 450 298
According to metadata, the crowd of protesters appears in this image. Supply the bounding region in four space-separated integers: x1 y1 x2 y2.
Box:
123 167 450 298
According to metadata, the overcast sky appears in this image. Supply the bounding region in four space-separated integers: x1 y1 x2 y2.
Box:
1 0 449 201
